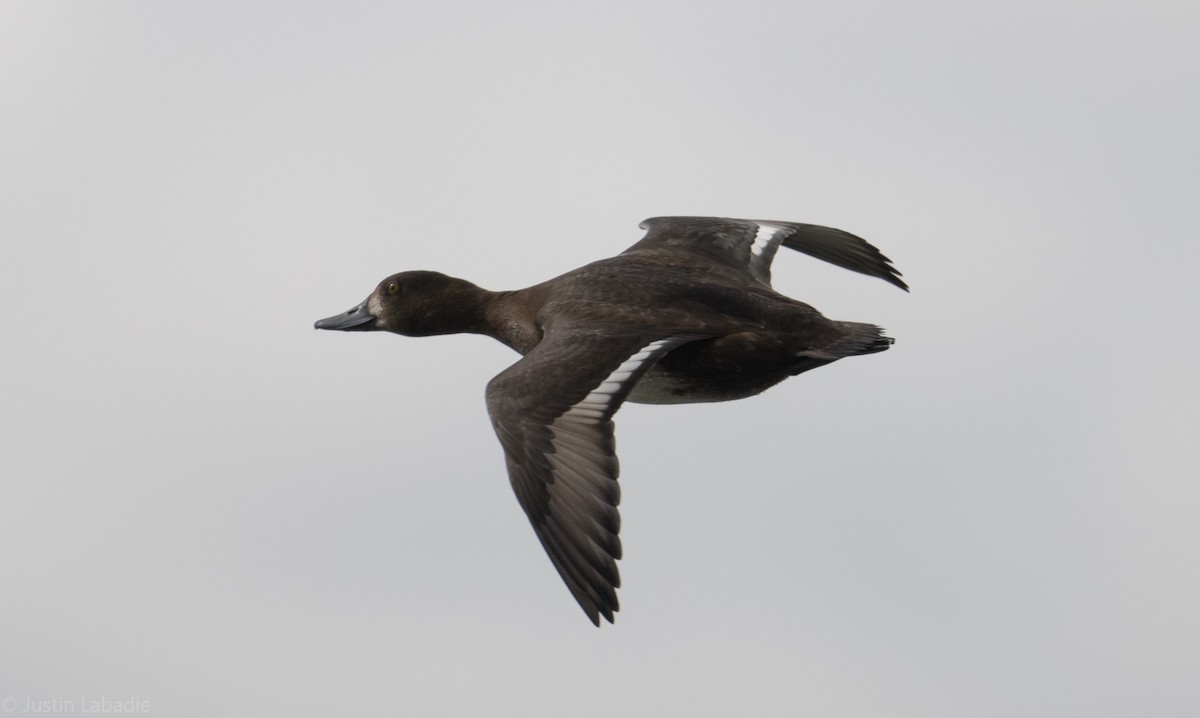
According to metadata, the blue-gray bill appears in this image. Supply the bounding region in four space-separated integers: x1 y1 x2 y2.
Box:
314 298 375 331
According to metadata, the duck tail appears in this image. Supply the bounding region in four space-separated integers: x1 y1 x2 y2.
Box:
790 321 893 376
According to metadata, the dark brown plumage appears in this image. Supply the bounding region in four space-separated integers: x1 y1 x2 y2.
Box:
315 216 906 625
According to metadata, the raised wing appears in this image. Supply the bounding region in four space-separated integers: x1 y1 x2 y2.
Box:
629 216 908 291
486 330 698 625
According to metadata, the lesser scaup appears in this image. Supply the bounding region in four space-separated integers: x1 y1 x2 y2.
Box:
315 216 907 625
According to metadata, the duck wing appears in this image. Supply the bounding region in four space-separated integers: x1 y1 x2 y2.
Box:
628 216 908 291
486 329 700 625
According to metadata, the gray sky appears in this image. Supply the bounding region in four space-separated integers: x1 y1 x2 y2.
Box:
3 1 1198 716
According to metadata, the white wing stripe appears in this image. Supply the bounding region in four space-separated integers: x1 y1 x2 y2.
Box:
567 408 606 420
750 222 783 257
746 221 788 284
562 338 676 421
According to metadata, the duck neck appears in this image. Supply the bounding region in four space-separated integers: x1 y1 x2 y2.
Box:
480 288 545 355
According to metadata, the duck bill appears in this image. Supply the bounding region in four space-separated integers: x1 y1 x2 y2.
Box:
314 298 377 331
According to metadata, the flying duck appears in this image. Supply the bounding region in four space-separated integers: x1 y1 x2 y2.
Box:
315 216 907 625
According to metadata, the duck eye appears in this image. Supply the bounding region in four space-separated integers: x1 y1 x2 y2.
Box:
387 282 400 296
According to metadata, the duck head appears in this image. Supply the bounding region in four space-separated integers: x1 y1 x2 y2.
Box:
314 270 489 337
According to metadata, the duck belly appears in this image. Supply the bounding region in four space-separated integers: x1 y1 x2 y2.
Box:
625 336 794 405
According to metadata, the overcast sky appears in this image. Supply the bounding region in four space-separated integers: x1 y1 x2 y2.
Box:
3 1 1198 716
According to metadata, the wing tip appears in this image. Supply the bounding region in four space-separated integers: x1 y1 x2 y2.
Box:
885 268 910 292
583 600 618 626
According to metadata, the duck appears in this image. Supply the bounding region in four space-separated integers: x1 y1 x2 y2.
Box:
315 216 907 625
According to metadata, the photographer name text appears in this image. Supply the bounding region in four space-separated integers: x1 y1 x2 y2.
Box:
2 697 151 714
